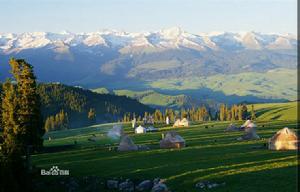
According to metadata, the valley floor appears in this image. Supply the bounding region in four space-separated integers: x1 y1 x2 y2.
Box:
32 120 298 192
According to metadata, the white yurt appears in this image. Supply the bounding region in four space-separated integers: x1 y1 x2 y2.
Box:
237 120 260 140
135 125 146 134
269 127 298 150
180 118 189 127
173 119 181 127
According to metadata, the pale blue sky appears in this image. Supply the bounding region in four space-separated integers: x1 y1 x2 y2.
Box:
0 0 297 34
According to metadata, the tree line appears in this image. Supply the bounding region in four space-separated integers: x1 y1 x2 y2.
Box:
122 106 212 123
44 109 69 132
219 103 255 121
122 103 255 123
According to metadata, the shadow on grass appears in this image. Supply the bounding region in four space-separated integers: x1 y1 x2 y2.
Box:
255 106 289 117
30 120 298 192
41 144 76 153
164 156 297 191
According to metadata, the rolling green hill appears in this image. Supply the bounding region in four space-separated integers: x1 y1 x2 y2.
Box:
92 87 110 94
92 88 202 109
113 89 194 109
149 68 297 101
92 68 296 107
250 101 298 121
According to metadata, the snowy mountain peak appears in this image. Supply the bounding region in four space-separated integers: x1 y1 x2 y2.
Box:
159 27 184 38
0 28 296 53
59 30 73 35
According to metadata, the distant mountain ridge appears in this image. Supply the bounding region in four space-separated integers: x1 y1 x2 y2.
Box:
0 27 297 103
0 27 296 53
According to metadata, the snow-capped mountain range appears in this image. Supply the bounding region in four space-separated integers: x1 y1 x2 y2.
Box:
0 27 297 104
0 27 297 54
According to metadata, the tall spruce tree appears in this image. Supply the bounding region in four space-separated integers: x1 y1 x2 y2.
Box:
62 110 69 129
1 79 34 192
0 85 2 130
241 104 248 120
44 110 69 132
44 117 51 132
154 109 163 123
181 109 188 119
238 105 243 120
1 80 20 156
50 116 55 130
168 109 175 122
226 109 232 121
88 108 96 124
251 104 256 120
9 58 44 152
219 104 226 121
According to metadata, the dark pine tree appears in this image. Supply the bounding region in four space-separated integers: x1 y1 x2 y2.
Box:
251 104 256 120
10 58 44 152
241 104 248 120
1 80 20 156
88 108 96 124
1 76 34 192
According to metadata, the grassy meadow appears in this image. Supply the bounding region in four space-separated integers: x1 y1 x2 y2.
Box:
31 102 298 191
149 68 297 101
249 101 298 121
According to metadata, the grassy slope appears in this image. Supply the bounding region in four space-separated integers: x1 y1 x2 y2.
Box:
149 68 297 101
251 101 298 121
92 87 110 94
92 69 297 108
32 119 298 192
113 89 187 108
91 69 297 108
127 60 182 78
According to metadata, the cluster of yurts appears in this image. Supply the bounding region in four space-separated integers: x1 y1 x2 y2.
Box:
117 117 298 151
226 120 298 150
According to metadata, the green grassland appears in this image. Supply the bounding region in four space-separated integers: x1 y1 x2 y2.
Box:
92 87 110 94
92 68 297 108
32 117 298 191
113 89 188 108
127 60 182 78
149 68 297 101
251 101 298 121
